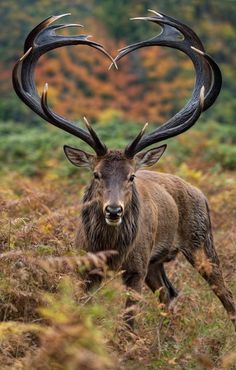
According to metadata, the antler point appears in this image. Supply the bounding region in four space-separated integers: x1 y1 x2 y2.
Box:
108 60 118 70
148 9 163 17
57 13 71 17
200 85 205 109
142 122 149 134
130 17 147 21
191 46 205 56
20 47 32 61
56 23 84 31
41 83 49 107
42 83 49 103
83 116 91 129
43 13 72 29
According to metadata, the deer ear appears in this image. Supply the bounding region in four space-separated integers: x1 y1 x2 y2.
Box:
134 144 167 170
63 145 95 169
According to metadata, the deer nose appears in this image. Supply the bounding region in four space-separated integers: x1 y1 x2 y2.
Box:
105 205 123 219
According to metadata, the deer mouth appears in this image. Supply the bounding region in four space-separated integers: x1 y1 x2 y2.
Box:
105 215 122 226
105 216 122 226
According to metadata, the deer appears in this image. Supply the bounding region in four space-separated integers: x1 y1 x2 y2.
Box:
12 11 236 330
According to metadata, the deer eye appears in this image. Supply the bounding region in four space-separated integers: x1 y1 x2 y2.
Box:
129 174 135 182
93 171 101 180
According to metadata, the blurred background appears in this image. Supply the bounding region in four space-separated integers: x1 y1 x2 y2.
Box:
1 0 236 177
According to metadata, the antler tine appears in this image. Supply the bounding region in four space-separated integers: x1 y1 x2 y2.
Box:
24 14 72 51
116 11 210 103
124 123 148 158
83 116 108 154
40 83 107 155
191 47 222 111
115 11 221 157
126 86 205 157
13 14 110 156
145 51 221 144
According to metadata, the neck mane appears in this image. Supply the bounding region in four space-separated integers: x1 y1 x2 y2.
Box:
82 182 140 261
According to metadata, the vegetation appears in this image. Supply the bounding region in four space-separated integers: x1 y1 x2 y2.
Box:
0 147 236 369
1 118 236 179
0 0 236 369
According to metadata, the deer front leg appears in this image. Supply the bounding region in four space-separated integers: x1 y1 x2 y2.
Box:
84 270 103 292
145 261 178 304
122 271 144 329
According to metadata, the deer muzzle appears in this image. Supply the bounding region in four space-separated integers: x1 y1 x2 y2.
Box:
104 205 123 226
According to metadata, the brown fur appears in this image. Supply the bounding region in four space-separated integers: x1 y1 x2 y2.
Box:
75 150 236 329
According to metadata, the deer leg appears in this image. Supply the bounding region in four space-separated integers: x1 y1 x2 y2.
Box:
182 233 236 331
161 265 178 299
84 269 103 292
122 271 143 329
145 261 178 304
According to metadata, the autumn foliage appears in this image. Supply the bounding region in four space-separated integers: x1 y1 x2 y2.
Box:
1 0 236 125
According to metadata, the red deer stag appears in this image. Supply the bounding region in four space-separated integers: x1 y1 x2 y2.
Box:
12 11 236 330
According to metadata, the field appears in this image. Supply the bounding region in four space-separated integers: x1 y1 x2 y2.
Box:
0 120 235 370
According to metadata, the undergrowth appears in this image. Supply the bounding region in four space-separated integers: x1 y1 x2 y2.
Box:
0 161 235 369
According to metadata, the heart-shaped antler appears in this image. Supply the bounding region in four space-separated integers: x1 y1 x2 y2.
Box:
13 12 222 158
12 14 117 156
114 10 222 158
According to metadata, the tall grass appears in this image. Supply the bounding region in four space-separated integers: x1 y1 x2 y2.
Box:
0 138 235 368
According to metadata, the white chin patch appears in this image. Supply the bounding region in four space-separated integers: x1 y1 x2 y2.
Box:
105 218 122 226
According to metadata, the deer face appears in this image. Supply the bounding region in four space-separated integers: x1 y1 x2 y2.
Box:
94 151 135 226
64 145 167 226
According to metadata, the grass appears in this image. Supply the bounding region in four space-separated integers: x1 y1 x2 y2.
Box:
0 162 235 369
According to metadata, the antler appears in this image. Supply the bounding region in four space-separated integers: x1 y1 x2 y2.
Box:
12 14 114 156
114 10 222 158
